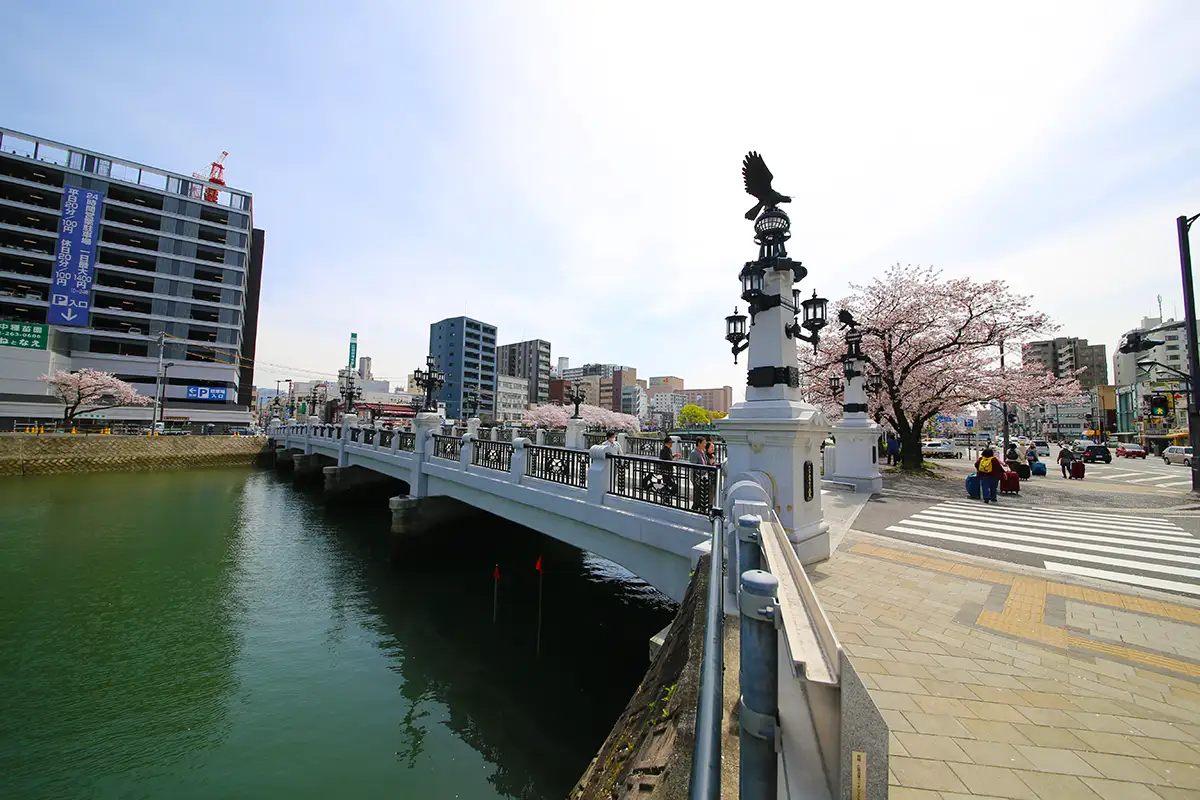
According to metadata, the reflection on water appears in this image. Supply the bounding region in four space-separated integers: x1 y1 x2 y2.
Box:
0 468 675 799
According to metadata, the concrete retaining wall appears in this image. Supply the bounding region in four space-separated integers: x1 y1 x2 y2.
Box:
0 434 272 477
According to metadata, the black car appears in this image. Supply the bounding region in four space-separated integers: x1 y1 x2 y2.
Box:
1081 444 1111 464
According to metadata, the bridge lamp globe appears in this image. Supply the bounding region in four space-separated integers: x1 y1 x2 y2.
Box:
828 375 843 394
725 307 747 343
800 289 828 333
842 356 856 379
869 372 884 394
739 261 765 301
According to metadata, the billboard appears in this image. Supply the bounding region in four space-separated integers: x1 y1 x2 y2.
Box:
186 386 228 401
348 332 357 369
0 321 48 350
48 184 104 327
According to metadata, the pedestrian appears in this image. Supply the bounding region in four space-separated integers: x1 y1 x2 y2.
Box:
654 435 681 497
1057 446 1075 479
659 436 680 462
605 430 621 455
689 436 710 511
688 436 708 466
1004 441 1020 465
1025 443 1039 465
974 447 1003 504
706 439 718 466
886 436 901 466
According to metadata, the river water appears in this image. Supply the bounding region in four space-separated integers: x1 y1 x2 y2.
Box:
0 467 676 800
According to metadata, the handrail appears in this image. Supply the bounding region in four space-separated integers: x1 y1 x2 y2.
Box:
689 510 724 799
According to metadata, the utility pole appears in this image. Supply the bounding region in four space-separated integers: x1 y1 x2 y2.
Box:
153 331 166 429
1000 340 1009 455
1177 213 1200 492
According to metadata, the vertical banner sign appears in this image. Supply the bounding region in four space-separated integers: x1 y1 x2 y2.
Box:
348 332 358 369
48 184 104 327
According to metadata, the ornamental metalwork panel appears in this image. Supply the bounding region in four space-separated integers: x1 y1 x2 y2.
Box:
543 430 566 447
397 432 416 452
378 430 394 449
525 444 588 488
472 439 514 471
583 432 607 448
607 454 721 516
432 434 462 461
363 429 375 446
350 428 361 443
518 427 536 440
625 437 663 457
496 428 514 442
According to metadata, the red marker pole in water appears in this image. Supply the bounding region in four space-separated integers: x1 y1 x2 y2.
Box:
492 564 499 624
535 556 544 657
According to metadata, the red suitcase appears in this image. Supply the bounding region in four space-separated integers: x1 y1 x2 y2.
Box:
1070 461 1085 480
999 470 1020 495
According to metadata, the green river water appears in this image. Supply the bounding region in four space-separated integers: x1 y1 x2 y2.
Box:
0 467 676 800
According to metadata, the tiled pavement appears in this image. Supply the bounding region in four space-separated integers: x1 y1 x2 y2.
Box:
811 529 1200 799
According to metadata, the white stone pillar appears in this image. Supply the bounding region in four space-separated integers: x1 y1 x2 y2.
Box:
716 259 831 564
616 432 629 455
830 346 883 494
459 434 474 471
339 412 358 468
409 412 441 497
535 428 546 446
510 437 530 483
587 444 609 504
566 417 587 450
465 417 481 439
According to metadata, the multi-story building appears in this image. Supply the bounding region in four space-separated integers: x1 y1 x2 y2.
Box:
621 384 649 420
688 386 733 414
555 356 569 377
600 367 637 410
1021 337 1108 392
0 127 263 430
1112 317 1193 449
497 374 530 422
358 356 372 380
1113 317 1191 387
549 378 568 404
498 338 551 406
429 316 497 419
647 375 685 394
649 390 688 426
576 374 602 407
561 362 632 381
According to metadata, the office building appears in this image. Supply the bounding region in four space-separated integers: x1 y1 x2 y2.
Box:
621 384 649 420
497 374 530 422
549 378 569 404
647 376 685 394
1021 337 1108 392
688 386 733 414
1113 317 1191 387
429 316 497 419
498 338 551 406
600 367 637 411
649 390 688 425
561 362 632 381
0 127 262 430
555 356 569 377
358 355 373 380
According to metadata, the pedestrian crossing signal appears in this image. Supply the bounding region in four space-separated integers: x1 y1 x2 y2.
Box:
1149 395 1170 416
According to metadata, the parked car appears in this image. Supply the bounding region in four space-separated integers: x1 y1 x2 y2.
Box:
921 439 961 459
1115 444 1147 459
1032 439 1049 458
1164 445 1194 466
1080 444 1112 464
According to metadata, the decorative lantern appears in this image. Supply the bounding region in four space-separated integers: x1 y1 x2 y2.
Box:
828 375 843 394
869 372 884 394
801 289 828 332
739 262 765 301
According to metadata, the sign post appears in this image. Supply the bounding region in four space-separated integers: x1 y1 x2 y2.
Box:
348 332 358 370
48 184 104 327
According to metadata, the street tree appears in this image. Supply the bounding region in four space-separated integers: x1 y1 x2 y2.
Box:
41 368 154 423
677 404 710 427
523 403 640 432
800 264 1080 469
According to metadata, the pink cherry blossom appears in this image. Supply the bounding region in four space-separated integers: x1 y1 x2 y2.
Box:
41 368 154 421
800 264 1081 468
522 403 640 431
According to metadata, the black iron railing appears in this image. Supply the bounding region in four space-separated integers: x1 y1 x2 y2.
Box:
378 429 393 448
350 428 361 443
543 429 566 447
518 427 536 440
496 428 514 442
363 428 375 445
526 444 588 488
473 439 514 471
432 434 462 460
335 425 342 438
397 431 416 452
608 454 721 515
625 436 663 457
678 438 727 464
583 432 608 447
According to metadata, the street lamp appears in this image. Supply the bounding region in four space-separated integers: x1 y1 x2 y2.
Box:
1176 211 1200 492
828 375 843 394
412 354 445 413
785 289 829 354
565 382 586 419
725 306 749 363
154 361 175 428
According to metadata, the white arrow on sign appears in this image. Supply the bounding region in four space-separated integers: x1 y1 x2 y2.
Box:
62 308 77 321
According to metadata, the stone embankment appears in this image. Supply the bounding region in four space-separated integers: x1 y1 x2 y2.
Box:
0 434 271 476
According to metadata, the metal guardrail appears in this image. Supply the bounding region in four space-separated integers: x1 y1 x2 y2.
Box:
396 431 416 451
607 454 720 516
431 434 462 460
689 510 724 800
542 429 566 447
472 439 513 471
378 429 393 449
525 443 587 487
583 432 608 447
624 436 662 457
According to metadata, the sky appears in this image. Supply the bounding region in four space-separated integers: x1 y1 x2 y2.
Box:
2 2 1199 399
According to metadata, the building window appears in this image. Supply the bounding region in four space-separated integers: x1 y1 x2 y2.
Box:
1167 345 1180 351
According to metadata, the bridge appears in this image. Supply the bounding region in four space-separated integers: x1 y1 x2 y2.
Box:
272 414 721 602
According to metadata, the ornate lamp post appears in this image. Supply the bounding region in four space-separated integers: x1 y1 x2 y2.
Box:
825 311 884 493
463 389 480 419
412 354 444 413
565 382 586 420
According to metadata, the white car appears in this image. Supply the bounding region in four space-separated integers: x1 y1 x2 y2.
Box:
1032 439 1049 458
921 439 962 459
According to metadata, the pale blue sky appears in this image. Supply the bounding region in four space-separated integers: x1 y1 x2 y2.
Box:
3 2 1198 396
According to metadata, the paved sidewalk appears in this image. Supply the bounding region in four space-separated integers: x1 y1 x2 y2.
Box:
813 529 1200 799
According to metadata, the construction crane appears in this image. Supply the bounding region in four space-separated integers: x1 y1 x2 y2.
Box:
191 151 228 203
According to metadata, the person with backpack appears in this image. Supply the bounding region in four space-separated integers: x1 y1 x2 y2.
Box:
1057 446 1075 479
886 436 901 466
974 447 1003 503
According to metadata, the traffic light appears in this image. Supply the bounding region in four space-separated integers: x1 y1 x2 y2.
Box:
1149 395 1169 417
1007 413 1017 423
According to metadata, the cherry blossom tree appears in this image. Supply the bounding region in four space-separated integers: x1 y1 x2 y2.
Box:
41 368 154 422
522 403 640 432
800 265 1081 470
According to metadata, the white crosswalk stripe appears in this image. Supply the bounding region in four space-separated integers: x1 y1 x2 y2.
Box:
885 500 1200 597
1069 459 1194 490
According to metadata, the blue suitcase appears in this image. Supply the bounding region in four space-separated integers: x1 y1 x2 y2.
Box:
965 473 981 499
1030 461 1047 476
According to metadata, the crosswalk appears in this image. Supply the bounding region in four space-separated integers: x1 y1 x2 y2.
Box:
885 501 1200 597
1064 459 1193 490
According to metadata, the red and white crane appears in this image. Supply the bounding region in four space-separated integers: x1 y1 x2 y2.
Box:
191 151 228 203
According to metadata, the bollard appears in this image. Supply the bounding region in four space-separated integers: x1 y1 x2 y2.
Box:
739 569 779 800
737 514 762 575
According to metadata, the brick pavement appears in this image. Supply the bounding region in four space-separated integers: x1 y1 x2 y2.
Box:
812 529 1200 799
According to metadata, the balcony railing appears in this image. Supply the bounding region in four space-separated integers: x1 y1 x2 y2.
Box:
472 439 514 472
432 434 461 460
608 454 721 515
525 444 588 488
